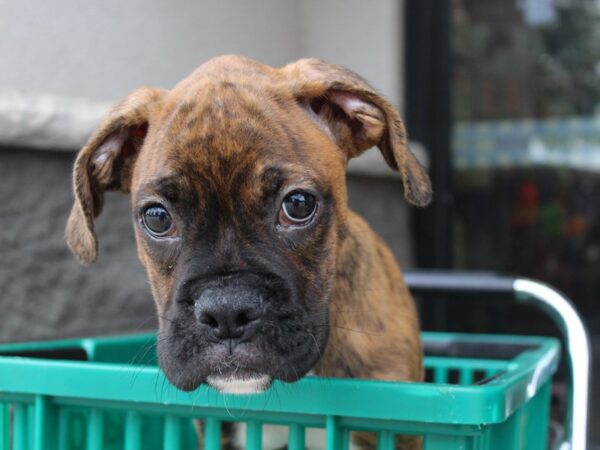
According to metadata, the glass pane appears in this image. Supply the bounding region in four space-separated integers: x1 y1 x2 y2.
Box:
450 1 600 443
451 0 600 300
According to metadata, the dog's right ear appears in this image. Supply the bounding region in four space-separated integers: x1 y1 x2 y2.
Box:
65 87 166 265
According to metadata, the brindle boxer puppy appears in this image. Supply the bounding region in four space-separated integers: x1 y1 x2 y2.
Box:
65 55 432 449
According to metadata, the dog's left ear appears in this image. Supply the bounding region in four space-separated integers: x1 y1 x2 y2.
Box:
283 58 432 207
65 87 167 265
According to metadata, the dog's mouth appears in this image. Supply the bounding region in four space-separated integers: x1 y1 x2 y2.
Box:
158 332 323 393
158 271 329 394
206 374 272 394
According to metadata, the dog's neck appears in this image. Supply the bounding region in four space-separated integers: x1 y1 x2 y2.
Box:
314 210 423 382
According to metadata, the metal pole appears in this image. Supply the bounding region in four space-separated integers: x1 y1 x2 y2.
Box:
513 279 590 450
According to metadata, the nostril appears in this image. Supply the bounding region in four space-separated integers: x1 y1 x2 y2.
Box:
199 312 219 329
236 309 261 328
236 313 249 328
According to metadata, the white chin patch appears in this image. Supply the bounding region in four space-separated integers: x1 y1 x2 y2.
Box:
206 374 271 394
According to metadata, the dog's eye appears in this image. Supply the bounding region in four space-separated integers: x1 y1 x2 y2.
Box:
279 191 317 226
142 205 173 236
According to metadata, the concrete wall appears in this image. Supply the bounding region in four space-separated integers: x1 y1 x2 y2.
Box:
0 1 301 101
0 0 403 103
299 0 403 111
0 149 151 342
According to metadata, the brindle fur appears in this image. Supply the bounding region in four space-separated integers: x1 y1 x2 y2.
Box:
65 55 432 450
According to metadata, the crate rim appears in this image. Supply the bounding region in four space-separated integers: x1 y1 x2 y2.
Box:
0 331 560 427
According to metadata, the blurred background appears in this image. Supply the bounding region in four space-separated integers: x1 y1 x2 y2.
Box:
0 0 598 446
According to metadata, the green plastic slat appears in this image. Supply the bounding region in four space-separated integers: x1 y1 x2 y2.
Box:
489 406 523 449
28 405 35 450
57 409 69 450
377 430 395 450
124 412 142 450
0 404 9 450
86 409 103 450
288 424 305 450
245 420 263 450
424 356 508 373
204 417 221 450
434 367 448 384
14 404 28 450
522 381 551 450
471 432 490 450
459 369 474 385
342 428 352 450
326 416 342 450
34 395 57 450
341 429 351 450
163 415 182 450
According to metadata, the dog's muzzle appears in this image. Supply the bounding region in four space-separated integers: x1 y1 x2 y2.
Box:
191 274 272 393
159 270 326 393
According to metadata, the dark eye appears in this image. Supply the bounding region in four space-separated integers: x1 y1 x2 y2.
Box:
142 205 173 236
280 191 317 226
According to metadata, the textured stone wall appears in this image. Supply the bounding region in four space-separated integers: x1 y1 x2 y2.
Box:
0 148 413 343
0 149 153 342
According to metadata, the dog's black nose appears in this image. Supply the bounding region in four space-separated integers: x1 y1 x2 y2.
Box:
194 281 264 340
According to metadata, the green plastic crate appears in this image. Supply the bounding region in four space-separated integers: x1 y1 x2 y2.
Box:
0 331 560 450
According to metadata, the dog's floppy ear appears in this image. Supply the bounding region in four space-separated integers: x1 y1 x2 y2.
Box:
283 58 432 207
65 87 166 265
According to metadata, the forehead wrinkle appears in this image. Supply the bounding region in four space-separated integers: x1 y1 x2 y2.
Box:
260 163 328 193
169 94 273 157
166 77 296 148
135 175 184 203
155 80 321 201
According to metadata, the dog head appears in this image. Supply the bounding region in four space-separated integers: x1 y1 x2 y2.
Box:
65 55 431 393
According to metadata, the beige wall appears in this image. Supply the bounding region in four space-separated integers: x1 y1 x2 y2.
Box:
299 0 403 111
0 0 404 107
